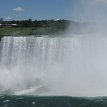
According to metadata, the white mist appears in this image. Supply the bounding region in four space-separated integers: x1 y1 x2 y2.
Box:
0 35 107 96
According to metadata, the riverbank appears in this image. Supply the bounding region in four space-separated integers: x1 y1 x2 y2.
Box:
0 27 66 36
0 19 70 36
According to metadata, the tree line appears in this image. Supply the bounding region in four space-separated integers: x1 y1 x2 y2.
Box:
0 19 71 33
0 19 96 34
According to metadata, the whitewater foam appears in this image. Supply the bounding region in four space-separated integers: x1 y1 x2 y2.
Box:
0 35 107 96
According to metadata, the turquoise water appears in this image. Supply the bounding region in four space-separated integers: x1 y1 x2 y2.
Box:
0 96 107 107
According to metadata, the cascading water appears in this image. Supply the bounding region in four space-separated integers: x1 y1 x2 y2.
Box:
0 35 107 96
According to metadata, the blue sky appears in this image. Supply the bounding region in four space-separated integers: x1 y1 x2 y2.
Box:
0 0 107 22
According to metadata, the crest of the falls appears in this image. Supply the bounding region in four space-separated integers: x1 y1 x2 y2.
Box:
0 35 107 96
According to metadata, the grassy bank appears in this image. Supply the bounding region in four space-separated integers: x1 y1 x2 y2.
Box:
0 27 66 36
0 19 70 36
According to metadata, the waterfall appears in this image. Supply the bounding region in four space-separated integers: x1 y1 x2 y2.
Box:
0 35 107 96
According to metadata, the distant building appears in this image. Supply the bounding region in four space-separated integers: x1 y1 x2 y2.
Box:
0 24 17 27
0 18 3 21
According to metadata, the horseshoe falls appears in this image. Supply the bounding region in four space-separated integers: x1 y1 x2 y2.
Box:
1 35 107 106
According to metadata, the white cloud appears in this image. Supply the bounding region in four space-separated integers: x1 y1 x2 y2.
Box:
5 17 12 20
13 7 24 12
